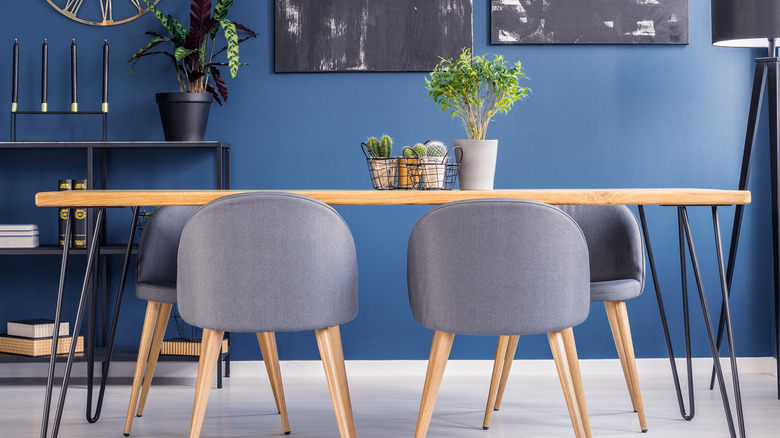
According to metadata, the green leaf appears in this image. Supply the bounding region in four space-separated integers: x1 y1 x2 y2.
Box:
175 47 197 61
214 0 234 21
221 19 240 78
143 0 185 41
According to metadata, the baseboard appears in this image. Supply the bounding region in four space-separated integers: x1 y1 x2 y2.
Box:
0 357 775 380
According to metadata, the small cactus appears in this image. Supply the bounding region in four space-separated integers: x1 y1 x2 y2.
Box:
379 135 393 157
403 146 416 158
426 141 447 157
366 136 380 157
413 143 428 157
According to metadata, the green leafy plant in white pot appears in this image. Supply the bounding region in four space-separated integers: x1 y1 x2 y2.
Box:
426 49 530 189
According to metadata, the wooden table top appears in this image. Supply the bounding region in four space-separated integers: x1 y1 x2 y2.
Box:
35 189 751 207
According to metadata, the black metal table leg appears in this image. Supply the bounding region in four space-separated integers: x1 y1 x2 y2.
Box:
711 207 746 436
638 205 694 420
40 214 72 438
48 208 104 438
85 207 139 423
679 207 743 438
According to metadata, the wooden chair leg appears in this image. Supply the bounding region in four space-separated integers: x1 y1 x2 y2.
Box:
548 330 586 438
415 330 455 438
604 301 637 411
123 301 160 436
257 332 290 434
188 329 225 438
316 326 356 438
562 328 592 438
615 301 648 432
483 335 510 429
493 335 519 411
136 302 172 417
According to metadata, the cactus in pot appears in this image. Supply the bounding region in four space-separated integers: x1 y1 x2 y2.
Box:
420 141 448 189
399 144 420 189
365 135 396 189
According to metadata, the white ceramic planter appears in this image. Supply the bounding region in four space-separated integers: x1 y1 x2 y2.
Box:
452 139 498 190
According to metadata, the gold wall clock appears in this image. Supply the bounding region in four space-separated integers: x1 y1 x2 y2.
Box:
46 0 162 26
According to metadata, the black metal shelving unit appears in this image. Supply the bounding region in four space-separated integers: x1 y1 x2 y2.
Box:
1 112 231 438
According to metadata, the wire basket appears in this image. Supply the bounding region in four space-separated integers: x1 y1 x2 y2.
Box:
401 146 461 190
361 142 398 190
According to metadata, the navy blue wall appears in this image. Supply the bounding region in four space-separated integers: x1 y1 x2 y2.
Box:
0 1 774 362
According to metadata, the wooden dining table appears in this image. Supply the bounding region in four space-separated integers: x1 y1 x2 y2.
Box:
35 188 751 438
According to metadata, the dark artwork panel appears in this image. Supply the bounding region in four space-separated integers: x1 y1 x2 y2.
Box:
275 0 473 72
491 0 688 45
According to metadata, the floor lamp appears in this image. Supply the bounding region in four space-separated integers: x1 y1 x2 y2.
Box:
711 0 780 399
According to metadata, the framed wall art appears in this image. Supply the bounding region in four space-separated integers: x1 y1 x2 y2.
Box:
491 0 688 45
275 0 473 72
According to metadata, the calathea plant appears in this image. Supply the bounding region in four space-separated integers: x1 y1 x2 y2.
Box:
128 0 257 105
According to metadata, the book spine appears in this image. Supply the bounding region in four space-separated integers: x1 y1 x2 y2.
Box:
72 179 87 249
57 179 72 248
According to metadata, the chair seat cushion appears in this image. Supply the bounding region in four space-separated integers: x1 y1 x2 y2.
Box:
590 279 642 302
136 281 177 304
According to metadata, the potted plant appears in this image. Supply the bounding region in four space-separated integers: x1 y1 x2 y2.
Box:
421 141 449 189
426 49 530 189
401 141 450 189
364 135 396 189
129 0 257 141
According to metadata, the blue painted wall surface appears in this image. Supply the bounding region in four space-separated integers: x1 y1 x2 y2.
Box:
0 1 774 362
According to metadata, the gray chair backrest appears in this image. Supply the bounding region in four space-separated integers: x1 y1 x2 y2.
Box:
177 192 358 333
556 205 644 289
136 206 200 287
407 199 590 336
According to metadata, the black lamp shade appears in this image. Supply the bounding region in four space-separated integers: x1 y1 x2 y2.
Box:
712 0 780 47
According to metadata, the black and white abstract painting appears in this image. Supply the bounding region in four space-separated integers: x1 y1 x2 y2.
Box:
491 0 688 45
275 0 473 72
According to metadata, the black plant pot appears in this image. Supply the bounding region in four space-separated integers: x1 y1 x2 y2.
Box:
156 92 212 141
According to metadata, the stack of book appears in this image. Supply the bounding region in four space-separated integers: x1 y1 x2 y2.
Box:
0 224 39 248
0 319 83 356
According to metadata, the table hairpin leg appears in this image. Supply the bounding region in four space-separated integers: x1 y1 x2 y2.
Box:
709 206 747 437
40 213 72 438
678 206 745 438
85 207 139 423
710 201 746 390
41 208 104 438
638 205 694 420
639 206 746 437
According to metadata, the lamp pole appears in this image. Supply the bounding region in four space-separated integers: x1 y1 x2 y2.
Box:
712 39 780 399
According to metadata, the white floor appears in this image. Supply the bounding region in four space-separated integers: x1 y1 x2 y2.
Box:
2 360 779 437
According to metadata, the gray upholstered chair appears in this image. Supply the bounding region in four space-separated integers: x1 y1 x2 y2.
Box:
487 204 647 434
408 199 592 438
124 206 200 436
176 192 359 438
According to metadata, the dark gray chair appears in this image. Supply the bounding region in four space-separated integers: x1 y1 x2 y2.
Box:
176 192 359 438
408 199 592 438
124 206 200 436
487 204 647 433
